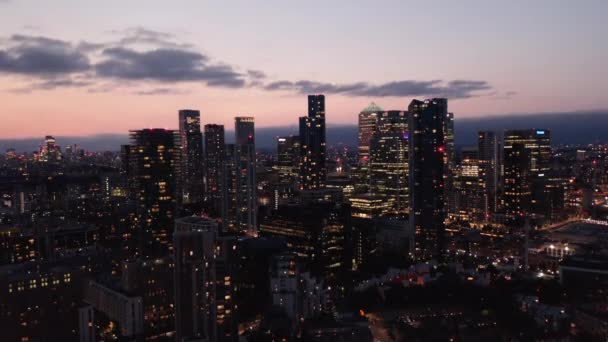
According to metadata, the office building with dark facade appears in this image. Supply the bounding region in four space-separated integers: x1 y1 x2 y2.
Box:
173 216 238 342
178 109 204 206
259 202 350 281
128 129 180 258
478 131 502 216
408 98 448 260
204 124 226 216
276 135 300 184
503 129 563 224
235 117 257 233
299 95 327 190
222 143 239 232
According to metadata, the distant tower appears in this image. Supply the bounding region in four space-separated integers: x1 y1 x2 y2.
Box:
369 110 409 214
222 144 238 232
478 131 501 217
276 135 300 184
452 149 487 224
299 95 327 190
358 103 383 165
39 135 62 163
355 102 382 192
503 129 552 224
235 117 257 233
129 129 180 258
178 110 204 205
444 112 456 220
408 99 448 260
204 124 226 216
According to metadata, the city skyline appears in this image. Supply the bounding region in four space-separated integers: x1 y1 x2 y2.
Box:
1 0 607 138
2 2 608 340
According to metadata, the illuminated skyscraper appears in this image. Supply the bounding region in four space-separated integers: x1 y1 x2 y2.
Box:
408 98 448 260
452 149 487 225
354 103 382 192
358 103 383 165
503 129 553 224
299 95 327 190
204 124 225 216
444 112 456 220
222 144 238 232
235 117 257 233
178 110 204 205
39 135 62 163
128 129 180 258
272 135 300 211
478 131 501 216
369 110 409 214
276 135 300 184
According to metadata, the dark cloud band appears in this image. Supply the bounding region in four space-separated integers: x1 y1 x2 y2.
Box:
0 31 494 99
264 79 491 99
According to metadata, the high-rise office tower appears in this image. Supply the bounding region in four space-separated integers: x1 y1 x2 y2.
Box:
299 95 327 190
452 149 487 225
222 144 238 232
128 129 180 258
173 216 237 342
64 145 73 162
235 117 257 234
277 135 300 183
354 103 382 192
408 98 448 260
369 110 409 214
444 112 456 221
39 135 62 163
204 124 226 215
503 129 554 224
478 131 501 216
178 110 204 205
358 103 383 164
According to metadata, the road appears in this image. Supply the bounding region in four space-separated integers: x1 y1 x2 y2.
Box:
538 218 582 232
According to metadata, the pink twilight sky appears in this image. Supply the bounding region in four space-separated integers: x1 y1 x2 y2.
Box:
0 0 606 138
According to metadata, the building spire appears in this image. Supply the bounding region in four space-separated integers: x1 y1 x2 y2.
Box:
361 102 383 113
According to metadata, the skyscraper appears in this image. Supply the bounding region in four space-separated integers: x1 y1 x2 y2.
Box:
276 135 300 184
478 131 501 216
444 112 456 220
235 117 257 234
503 129 553 224
369 110 409 214
299 95 327 190
204 124 225 215
222 144 238 233
128 129 180 258
178 110 204 205
173 216 237 342
39 135 62 163
174 216 216 342
358 103 383 165
408 98 448 260
452 149 488 225
355 103 382 192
